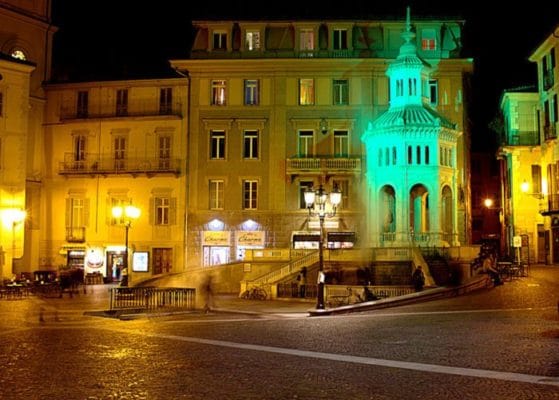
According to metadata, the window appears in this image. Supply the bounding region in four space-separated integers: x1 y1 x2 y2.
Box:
299 78 314 105
332 180 348 209
300 29 314 52
428 79 438 106
66 197 88 241
158 135 171 169
245 31 260 50
407 146 412 164
243 180 258 209
425 146 430 165
155 197 170 225
396 79 404 96
114 136 126 169
11 49 26 60
244 79 259 105
532 165 542 194
333 29 348 50
298 130 314 157
77 91 88 118
334 130 349 157
385 148 389 166
243 130 259 159
299 181 314 209
421 29 436 51
209 180 224 209
416 146 421 164
211 80 227 106
160 88 172 114
378 148 382 167
210 130 226 159
74 135 87 163
392 147 397 165
110 198 128 225
333 79 349 105
116 89 128 116
408 78 417 96
213 31 227 50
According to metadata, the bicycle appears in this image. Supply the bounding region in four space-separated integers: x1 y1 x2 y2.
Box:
241 286 267 300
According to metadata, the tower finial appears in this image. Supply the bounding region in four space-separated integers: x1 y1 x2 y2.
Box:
406 6 411 33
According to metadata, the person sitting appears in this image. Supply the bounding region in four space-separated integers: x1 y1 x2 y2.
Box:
362 285 378 301
482 253 502 286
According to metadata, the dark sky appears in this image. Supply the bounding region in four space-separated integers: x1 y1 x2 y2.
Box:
51 1 557 150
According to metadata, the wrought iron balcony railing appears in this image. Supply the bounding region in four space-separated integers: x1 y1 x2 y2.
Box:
60 105 182 121
59 154 181 176
544 124 557 141
539 194 559 215
66 227 86 242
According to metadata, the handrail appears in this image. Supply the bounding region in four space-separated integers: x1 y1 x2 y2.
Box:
252 250 319 285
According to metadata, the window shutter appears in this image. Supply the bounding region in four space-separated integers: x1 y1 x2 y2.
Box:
65 198 71 228
149 198 155 225
170 197 177 225
84 198 90 227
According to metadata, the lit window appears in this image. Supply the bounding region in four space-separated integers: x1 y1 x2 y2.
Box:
333 79 349 105
245 31 260 50
210 130 226 159
244 79 259 105
332 180 348 209
333 130 349 157
11 49 26 60
299 181 314 209
421 29 437 51
211 80 227 106
299 78 314 105
213 32 227 50
209 180 224 209
243 130 259 159
158 135 171 169
155 197 170 225
114 136 127 169
300 29 314 52
74 135 87 162
243 180 258 210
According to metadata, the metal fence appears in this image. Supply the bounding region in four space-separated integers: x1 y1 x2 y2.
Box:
109 287 196 311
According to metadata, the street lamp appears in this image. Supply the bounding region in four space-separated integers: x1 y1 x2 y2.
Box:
111 205 140 286
304 184 342 309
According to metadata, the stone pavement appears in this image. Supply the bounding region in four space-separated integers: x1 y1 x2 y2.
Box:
15 264 559 319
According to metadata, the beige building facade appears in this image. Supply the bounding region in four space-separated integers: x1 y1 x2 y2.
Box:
172 18 473 268
43 78 188 283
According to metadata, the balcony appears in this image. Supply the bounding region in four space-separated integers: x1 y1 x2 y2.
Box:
66 227 86 243
539 194 559 215
59 105 182 121
59 154 181 177
286 156 361 179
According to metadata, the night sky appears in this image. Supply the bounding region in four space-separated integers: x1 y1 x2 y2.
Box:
50 1 557 151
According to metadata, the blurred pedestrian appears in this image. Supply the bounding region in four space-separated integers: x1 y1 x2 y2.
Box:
202 275 214 313
297 267 307 298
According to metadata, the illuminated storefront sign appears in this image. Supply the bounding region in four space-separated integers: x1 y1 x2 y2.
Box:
236 231 265 247
202 230 230 246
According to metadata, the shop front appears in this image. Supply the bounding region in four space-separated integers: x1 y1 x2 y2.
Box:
202 230 231 266
236 230 265 260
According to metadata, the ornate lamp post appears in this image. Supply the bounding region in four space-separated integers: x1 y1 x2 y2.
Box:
112 205 140 286
304 184 341 309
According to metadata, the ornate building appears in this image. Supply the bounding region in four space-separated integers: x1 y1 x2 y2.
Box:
171 11 473 268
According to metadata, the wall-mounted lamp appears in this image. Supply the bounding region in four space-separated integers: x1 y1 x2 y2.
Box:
520 180 544 199
319 118 328 135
